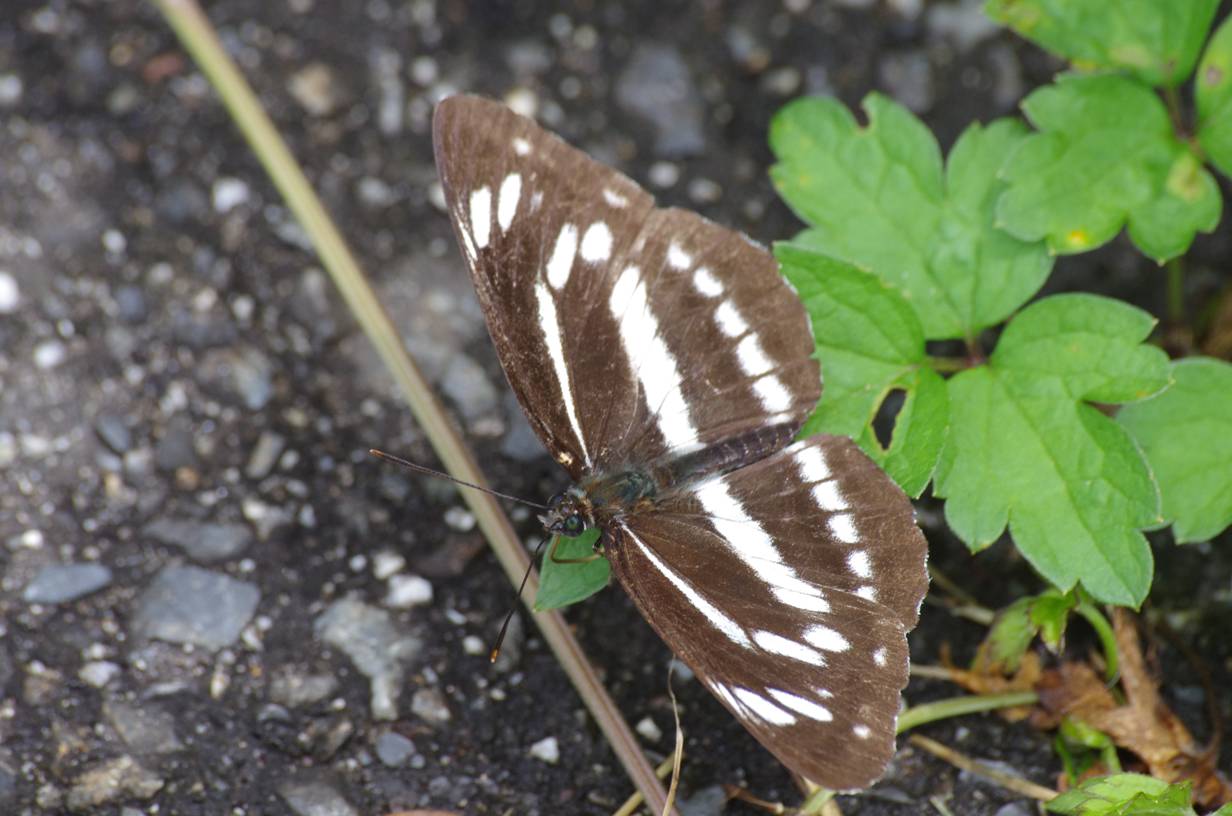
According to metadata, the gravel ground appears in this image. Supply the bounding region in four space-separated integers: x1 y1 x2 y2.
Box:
1 1 1229 814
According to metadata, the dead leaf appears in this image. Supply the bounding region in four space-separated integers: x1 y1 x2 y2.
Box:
1034 609 1232 807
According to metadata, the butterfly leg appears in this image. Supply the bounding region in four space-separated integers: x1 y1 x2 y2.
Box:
547 535 605 564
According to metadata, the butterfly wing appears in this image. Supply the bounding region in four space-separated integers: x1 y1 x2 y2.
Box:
606 434 928 790
433 96 820 480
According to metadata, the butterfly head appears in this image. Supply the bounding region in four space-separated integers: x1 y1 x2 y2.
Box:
538 487 594 537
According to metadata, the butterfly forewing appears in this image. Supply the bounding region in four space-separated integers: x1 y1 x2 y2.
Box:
606 434 926 790
433 96 820 478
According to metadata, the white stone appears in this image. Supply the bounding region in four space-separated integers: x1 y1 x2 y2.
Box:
212 177 251 213
0 271 18 313
529 736 560 764
385 574 433 608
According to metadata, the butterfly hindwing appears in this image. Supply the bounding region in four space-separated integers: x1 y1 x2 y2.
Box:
434 96 820 479
606 434 926 790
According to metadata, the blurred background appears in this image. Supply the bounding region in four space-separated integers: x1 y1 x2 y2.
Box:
1 1 1224 814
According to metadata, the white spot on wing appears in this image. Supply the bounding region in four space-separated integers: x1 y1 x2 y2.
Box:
696 476 830 611
796 446 831 483
626 526 750 647
736 334 774 377
469 186 492 249
774 586 830 613
811 480 847 512
769 689 833 721
714 300 748 337
580 222 613 263
847 550 872 578
803 624 850 653
829 513 859 544
693 267 723 297
753 630 825 666
497 173 521 233
873 646 888 667
734 687 796 725
603 188 629 207
853 724 872 739
512 136 531 155
534 280 590 466
667 242 692 270
546 223 578 289
753 375 792 413
609 266 699 451
856 585 878 602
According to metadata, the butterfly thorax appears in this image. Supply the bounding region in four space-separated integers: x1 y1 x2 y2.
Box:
540 423 801 538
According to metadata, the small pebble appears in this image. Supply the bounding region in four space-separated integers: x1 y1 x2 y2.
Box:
374 731 415 767
647 161 680 189
529 735 560 764
410 687 451 725
384 574 433 608
0 271 18 313
245 431 286 480
23 563 113 604
635 716 662 742
34 340 66 369
277 778 358 816
461 635 486 656
212 177 250 213
371 550 405 580
442 506 476 532
79 661 121 688
316 597 421 720
0 73 22 107
131 565 260 651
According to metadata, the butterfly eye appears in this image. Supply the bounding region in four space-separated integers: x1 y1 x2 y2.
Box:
564 515 583 536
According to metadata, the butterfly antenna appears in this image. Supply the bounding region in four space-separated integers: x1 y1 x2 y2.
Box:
368 449 548 510
490 535 549 663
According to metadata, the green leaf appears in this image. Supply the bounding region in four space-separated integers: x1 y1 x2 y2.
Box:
934 294 1170 606
778 246 948 497
1196 14 1232 178
1030 589 1076 650
985 0 1219 88
1046 774 1195 815
770 95 1051 339
981 596 1036 672
1118 357 1232 543
978 588 1075 671
997 73 1222 263
533 528 609 611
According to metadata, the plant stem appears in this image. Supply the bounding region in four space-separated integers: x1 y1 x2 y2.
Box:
1074 600 1119 684
149 1 673 811
928 356 971 374
1167 257 1185 325
897 691 1040 733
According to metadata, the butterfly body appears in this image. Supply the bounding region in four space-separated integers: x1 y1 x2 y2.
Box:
433 94 928 791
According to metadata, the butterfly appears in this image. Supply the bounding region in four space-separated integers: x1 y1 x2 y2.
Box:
432 94 928 791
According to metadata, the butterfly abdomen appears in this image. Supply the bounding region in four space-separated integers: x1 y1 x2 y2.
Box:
659 422 801 487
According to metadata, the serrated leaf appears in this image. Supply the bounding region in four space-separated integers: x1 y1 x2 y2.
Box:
1196 14 1232 178
985 0 1219 88
1046 774 1195 815
533 528 609 611
778 245 948 497
934 294 1170 606
770 96 1050 339
997 73 1222 263
1118 357 1232 543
